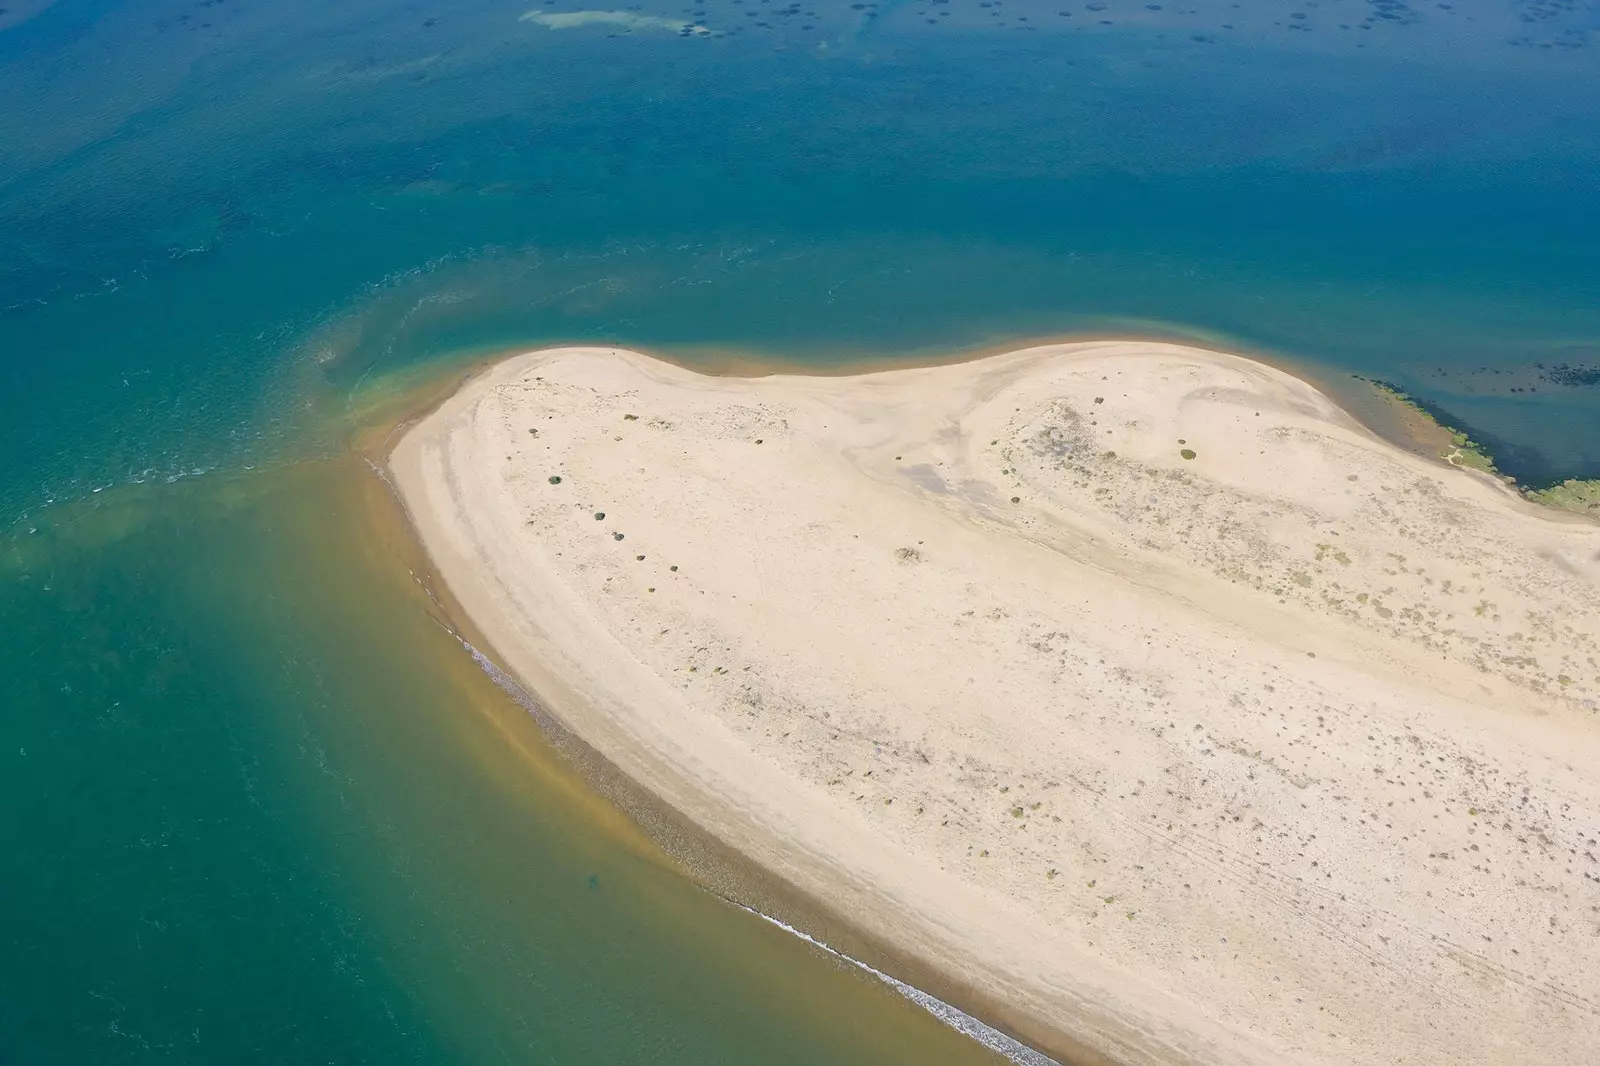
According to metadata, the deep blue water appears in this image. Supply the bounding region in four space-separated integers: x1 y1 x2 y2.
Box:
4 0 1599 517
2 0 1598 1062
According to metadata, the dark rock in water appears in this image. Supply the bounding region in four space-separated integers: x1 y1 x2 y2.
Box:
1542 363 1600 389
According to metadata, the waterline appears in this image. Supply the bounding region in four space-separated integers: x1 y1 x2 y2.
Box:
726 899 1062 1066
452 627 1062 1066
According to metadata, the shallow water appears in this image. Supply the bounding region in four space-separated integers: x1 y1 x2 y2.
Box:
2 0 1597 1062
1 454 1021 1064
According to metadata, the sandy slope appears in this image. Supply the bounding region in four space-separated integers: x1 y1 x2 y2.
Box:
391 341 1600 1066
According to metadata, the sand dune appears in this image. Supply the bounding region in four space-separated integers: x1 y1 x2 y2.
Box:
391 341 1600 1066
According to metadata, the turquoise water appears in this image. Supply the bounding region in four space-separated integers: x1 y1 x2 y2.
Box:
3 0 1598 1062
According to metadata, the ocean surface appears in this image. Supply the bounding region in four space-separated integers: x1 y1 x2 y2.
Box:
2 0 1597 1062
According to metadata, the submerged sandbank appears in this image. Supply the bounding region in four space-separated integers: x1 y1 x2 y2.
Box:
391 340 1600 1066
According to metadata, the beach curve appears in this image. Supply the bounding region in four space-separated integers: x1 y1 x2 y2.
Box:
389 340 1600 1066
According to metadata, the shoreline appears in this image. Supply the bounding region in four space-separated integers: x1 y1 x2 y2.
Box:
359 352 1100 1065
366 331 1597 506
1354 376 1600 514
388 339 1600 1066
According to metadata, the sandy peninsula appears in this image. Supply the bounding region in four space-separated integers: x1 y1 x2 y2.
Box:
391 341 1600 1066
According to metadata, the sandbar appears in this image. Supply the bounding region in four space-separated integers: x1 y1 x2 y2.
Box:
391 341 1600 1066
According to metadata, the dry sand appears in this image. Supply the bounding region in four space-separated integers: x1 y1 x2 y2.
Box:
391 341 1600 1066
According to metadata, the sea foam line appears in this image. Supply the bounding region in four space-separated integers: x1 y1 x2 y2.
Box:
723 897 1063 1066
448 632 1062 1066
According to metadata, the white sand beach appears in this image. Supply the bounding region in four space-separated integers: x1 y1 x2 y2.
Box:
391 341 1600 1066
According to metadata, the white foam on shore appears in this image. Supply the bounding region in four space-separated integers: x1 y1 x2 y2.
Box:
723 897 1064 1066
448 630 1061 1066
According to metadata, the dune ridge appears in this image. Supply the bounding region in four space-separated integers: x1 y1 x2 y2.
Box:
392 341 1600 1066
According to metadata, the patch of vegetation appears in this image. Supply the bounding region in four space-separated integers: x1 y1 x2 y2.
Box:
548 475 562 484
1366 379 1500 473
1364 378 1599 519
1314 543 1352 566
1443 429 1497 474
1527 478 1600 515
1179 448 1197 460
